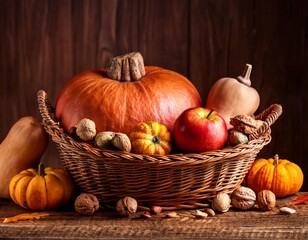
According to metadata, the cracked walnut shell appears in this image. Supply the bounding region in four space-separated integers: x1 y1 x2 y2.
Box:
74 193 100 215
257 190 276 211
231 186 256 210
116 196 138 216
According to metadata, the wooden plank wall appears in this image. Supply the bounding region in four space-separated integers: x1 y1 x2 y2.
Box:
0 0 307 189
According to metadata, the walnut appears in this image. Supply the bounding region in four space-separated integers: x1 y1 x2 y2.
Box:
231 186 256 210
116 196 138 216
74 193 100 215
257 190 276 211
94 131 116 149
75 118 96 141
230 114 261 134
111 133 132 152
212 192 231 213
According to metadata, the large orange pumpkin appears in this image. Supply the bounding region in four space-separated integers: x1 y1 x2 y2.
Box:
246 154 304 197
55 52 202 135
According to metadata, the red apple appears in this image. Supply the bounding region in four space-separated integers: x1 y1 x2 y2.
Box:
173 107 228 153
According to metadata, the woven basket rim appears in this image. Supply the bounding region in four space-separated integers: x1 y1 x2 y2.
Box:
49 126 271 166
37 90 282 164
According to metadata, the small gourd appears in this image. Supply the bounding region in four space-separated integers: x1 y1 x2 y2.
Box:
206 64 260 129
129 122 172 155
9 163 75 210
246 154 304 197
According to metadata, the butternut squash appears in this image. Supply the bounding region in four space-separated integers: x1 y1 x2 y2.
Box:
0 116 49 199
206 64 260 129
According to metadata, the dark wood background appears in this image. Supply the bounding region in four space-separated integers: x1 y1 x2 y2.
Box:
0 0 307 189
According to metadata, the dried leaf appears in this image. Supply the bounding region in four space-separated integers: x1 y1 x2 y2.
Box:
1 212 53 223
288 195 308 205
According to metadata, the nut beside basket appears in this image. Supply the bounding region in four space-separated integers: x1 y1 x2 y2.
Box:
37 90 282 210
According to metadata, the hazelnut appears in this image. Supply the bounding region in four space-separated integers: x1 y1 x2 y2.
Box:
212 192 231 213
94 131 116 149
75 118 96 141
116 196 138 216
166 212 179 218
195 210 208 219
74 193 100 215
150 205 162 215
111 133 132 152
257 190 276 211
203 208 215 217
231 186 256 210
229 130 249 146
140 211 152 219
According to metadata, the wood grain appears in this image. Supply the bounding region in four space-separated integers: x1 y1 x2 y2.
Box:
0 193 308 239
0 0 307 190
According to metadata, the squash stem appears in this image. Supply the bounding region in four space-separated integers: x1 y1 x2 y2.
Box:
152 135 160 144
106 52 146 82
38 162 46 177
273 154 279 166
237 64 252 87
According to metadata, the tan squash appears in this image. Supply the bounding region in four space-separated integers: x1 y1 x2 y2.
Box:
206 64 260 129
0 116 49 199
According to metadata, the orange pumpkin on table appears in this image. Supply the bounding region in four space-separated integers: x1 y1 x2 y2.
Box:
246 154 304 197
55 52 202 135
9 163 75 211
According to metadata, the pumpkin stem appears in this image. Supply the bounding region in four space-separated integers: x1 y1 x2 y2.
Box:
237 64 252 87
273 154 279 166
106 52 146 82
38 162 46 177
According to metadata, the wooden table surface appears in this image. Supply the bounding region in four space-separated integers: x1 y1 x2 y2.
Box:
1 192 308 240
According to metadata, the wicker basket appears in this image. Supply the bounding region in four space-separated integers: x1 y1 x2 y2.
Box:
37 90 282 210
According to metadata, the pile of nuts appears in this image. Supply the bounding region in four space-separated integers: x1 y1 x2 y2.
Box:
73 186 297 219
211 186 276 212
71 118 132 152
209 186 296 215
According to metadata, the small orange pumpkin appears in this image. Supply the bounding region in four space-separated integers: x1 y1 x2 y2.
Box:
246 154 304 197
129 122 172 155
9 163 75 210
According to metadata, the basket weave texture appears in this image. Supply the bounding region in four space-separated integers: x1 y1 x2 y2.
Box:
37 90 282 210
